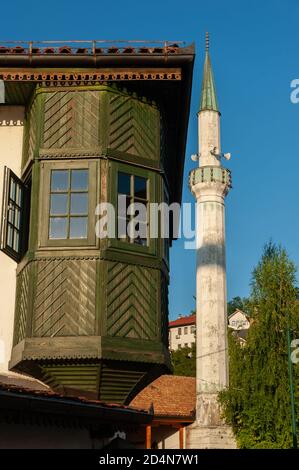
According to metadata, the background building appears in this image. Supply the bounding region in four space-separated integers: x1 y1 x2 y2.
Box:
228 309 250 345
169 314 196 350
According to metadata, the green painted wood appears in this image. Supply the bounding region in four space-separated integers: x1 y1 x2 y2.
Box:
12 83 171 402
104 260 158 340
42 363 100 393
32 258 97 337
107 91 160 161
42 90 101 149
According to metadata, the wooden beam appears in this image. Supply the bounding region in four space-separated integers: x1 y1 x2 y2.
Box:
146 425 152 449
179 426 184 449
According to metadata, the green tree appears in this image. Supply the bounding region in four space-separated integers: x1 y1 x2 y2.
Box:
171 343 196 377
227 296 249 316
220 242 299 448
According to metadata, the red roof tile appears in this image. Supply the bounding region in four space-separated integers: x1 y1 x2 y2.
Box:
0 380 146 413
169 314 196 328
130 375 196 420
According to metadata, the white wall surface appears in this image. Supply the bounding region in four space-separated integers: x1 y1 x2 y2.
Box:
0 106 24 371
169 324 196 350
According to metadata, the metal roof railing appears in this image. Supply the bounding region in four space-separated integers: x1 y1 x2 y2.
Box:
0 39 187 56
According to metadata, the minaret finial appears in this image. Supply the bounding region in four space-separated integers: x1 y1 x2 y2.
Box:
205 31 209 52
199 31 219 113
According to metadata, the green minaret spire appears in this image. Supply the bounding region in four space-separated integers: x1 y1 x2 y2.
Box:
199 32 219 113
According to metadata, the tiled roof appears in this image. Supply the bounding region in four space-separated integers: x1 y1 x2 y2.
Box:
0 379 146 413
130 375 196 420
169 314 196 328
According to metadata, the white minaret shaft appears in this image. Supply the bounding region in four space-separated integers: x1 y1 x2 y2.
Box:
189 33 232 431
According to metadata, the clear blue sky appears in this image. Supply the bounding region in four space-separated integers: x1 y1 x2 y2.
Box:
2 0 299 319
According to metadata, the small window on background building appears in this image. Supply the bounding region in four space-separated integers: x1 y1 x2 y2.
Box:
178 344 181 349
184 343 188 348
184 326 188 334
178 327 181 335
49 169 89 240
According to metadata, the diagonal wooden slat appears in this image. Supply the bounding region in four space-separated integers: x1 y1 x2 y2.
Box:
105 261 158 340
33 259 96 337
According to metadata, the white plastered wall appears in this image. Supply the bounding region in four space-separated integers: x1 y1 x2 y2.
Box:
0 105 24 371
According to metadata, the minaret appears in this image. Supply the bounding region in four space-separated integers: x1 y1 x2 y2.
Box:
186 33 236 448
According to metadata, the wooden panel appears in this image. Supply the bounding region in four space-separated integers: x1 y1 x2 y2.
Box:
108 93 160 160
99 362 146 403
33 258 96 337
160 272 169 347
22 95 40 170
42 90 100 149
41 363 100 393
105 261 158 340
13 263 31 345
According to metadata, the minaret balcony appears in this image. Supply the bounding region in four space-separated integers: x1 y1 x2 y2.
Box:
189 166 231 187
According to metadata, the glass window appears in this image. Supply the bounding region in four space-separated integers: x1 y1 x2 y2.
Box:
117 171 149 246
49 169 89 240
184 326 188 335
0 166 31 262
178 327 181 335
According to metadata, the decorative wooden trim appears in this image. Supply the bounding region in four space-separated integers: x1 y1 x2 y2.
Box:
0 69 182 83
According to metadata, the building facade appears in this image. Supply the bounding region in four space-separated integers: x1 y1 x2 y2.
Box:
0 40 194 404
168 314 196 350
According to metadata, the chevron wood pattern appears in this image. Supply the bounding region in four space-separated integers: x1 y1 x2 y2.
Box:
33 258 96 337
42 90 100 149
105 261 158 340
108 93 159 160
13 263 31 345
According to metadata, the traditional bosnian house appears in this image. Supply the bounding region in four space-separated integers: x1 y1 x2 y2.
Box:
0 40 195 409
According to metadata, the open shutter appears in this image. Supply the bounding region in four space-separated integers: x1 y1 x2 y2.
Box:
0 166 27 262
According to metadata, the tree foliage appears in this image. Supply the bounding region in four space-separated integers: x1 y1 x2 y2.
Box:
171 343 196 377
219 242 299 448
227 296 249 316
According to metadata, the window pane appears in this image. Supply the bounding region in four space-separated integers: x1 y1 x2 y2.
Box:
51 170 69 191
134 176 147 199
118 172 131 195
13 230 19 252
49 217 67 239
71 170 88 191
15 208 21 229
70 217 88 239
10 180 16 200
8 206 15 224
50 194 68 215
7 224 13 248
70 193 88 215
16 184 22 206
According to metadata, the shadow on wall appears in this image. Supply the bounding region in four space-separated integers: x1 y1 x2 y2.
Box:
196 242 226 270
